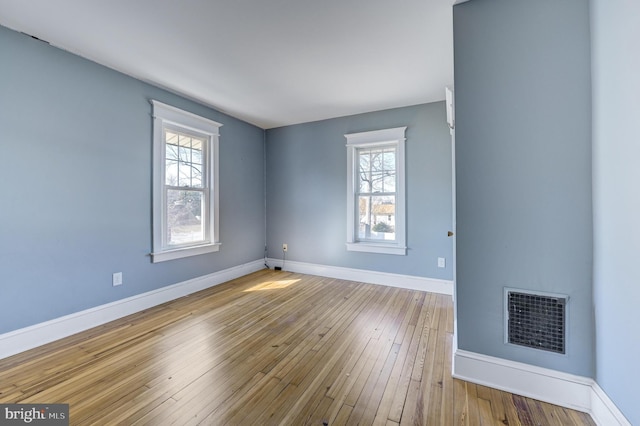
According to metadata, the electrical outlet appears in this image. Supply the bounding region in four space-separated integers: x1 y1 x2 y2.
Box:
112 272 123 286
437 257 446 268
282 243 288 252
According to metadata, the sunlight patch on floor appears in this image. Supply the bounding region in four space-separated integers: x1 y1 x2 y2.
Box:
243 279 300 292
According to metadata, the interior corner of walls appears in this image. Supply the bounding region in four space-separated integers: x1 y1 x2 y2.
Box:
0 259 265 361
590 382 633 426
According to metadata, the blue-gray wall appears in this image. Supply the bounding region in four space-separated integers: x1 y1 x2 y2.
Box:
453 0 593 376
0 26 265 334
591 0 640 423
266 103 453 281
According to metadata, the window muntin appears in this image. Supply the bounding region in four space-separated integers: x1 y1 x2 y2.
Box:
151 100 221 263
345 127 406 255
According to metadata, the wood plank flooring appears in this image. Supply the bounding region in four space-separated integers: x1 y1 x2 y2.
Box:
0 269 595 425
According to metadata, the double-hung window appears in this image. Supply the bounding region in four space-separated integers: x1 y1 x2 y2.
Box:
346 127 406 255
151 100 222 263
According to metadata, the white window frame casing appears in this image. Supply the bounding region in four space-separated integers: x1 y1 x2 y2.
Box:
151 100 222 263
345 126 407 255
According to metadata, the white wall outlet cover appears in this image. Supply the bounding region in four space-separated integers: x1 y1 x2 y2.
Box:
112 272 123 286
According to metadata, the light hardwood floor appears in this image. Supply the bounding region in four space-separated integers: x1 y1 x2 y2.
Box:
0 269 595 425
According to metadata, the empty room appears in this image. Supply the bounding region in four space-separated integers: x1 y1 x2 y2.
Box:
0 0 637 425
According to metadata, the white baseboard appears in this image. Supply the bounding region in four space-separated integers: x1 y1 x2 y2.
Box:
0 260 266 361
267 258 453 295
453 349 631 426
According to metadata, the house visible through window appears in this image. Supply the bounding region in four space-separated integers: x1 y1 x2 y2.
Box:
346 127 407 255
151 100 222 263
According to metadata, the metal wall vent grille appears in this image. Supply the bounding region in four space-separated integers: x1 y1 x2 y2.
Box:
507 291 566 354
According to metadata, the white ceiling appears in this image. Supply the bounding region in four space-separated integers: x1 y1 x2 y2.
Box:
0 0 454 129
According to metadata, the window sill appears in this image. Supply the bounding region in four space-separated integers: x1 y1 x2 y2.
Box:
151 243 221 263
346 242 406 256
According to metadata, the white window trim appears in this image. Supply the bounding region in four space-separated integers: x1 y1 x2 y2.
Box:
150 100 222 263
345 126 407 255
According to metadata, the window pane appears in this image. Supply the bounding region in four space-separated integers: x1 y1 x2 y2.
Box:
178 145 191 162
191 138 202 151
357 195 396 241
358 150 371 192
166 143 178 160
358 151 370 171
383 150 395 170
371 172 384 193
166 190 204 246
191 164 202 187
371 150 383 171
177 134 189 147
359 172 370 192
178 163 190 187
192 147 202 165
165 131 179 146
383 173 396 192
166 160 178 185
